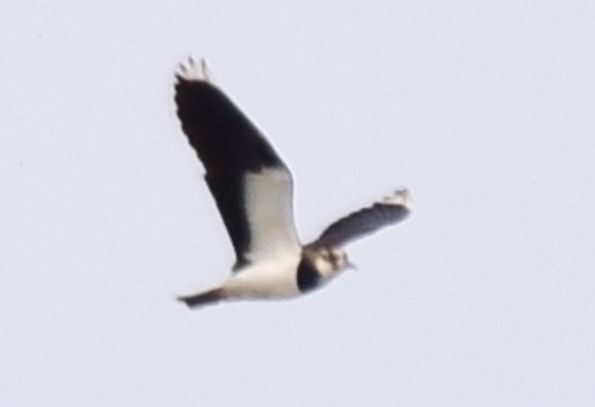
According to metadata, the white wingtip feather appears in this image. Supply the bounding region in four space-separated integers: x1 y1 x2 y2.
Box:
177 57 212 82
382 188 411 208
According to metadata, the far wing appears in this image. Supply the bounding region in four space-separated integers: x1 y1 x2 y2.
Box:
311 189 411 248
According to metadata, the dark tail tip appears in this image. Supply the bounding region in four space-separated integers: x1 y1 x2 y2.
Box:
177 288 224 309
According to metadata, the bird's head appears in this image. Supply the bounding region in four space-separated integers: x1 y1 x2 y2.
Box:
304 246 356 279
296 245 356 292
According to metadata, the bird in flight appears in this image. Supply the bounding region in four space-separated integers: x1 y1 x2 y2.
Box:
174 58 411 309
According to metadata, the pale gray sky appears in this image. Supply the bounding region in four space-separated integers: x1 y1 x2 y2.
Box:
2 1 595 406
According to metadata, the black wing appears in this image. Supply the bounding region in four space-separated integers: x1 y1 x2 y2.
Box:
174 59 299 269
310 189 411 248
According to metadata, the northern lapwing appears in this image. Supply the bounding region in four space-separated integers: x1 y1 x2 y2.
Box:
174 58 411 308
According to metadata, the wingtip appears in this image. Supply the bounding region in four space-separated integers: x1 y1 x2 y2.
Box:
175 56 212 83
382 188 412 209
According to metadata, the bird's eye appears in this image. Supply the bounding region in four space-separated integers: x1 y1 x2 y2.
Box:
328 252 340 266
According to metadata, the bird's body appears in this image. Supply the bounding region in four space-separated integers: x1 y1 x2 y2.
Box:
223 254 301 299
174 58 411 309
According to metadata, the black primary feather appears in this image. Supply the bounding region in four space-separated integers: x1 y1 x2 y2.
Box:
311 195 410 248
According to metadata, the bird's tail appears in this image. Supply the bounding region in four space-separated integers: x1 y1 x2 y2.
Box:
177 288 225 309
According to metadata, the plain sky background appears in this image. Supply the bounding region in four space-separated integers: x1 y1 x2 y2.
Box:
2 1 595 406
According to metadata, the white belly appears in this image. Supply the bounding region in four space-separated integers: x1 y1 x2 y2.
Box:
222 256 301 299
